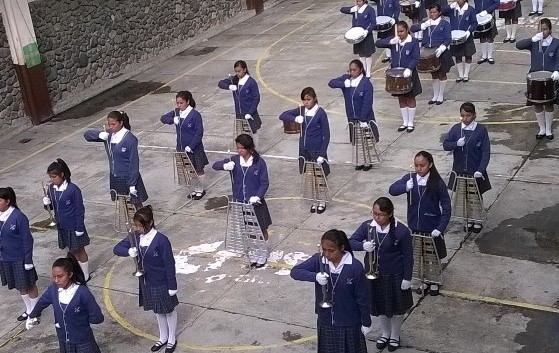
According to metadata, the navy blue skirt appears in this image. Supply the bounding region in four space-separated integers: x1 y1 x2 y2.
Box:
139 280 179 314
447 171 492 195
450 37 476 58
59 340 101 353
58 229 90 251
317 319 367 353
354 31 376 56
499 2 522 19
110 174 148 204
424 48 454 74
370 274 414 317
298 147 331 176
0 260 38 290
252 199 272 232
185 144 209 173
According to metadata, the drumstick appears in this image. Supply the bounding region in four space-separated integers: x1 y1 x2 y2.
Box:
299 105 303 138
395 22 399 52
172 98 176 115
538 21 542 53
409 164 413 206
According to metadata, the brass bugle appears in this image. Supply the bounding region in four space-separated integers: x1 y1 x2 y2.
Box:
366 227 380 280
41 181 56 227
317 244 333 308
127 222 145 277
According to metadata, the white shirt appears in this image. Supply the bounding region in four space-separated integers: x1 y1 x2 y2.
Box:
179 106 193 119
0 206 15 222
325 251 353 274
240 155 254 167
370 219 391 233
305 104 319 117
238 74 249 86
53 180 68 192
542 35 554 47
416 172 430 186
457 2 469 15
430 16 442 26
350 74 363 87
110 127 129 144
461 121 478 131
58 283 79 305
139 228 157 247
357 4 368 14
400 34 413 45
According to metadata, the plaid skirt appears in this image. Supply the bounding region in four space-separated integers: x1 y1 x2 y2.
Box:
253 199 272 232
447 171 492 195
110 174 148 203
354 31 376 56
186 144 209 173
450 37 476 58
59 339 101 353
58 229 90 251
299 147 331 176
370 274 413 317
376 25 395 40
317 319 367 353
0 260 38 290
139 281 179 314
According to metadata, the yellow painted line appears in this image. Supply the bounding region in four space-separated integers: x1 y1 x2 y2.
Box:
495 49 530 54
0 327 26 349
468 79 524 85
441 289 559 314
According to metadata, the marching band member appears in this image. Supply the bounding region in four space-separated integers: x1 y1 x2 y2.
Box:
217 60 263 146
473 0 499 64
528 0 544 16
44 159 91 280
376 21 422 132
212 134 272 267
0 187 39 322
443 102 491 233
113 206 179 353
84 111 148 209
26 254 104 353
405 0 427 42
349 197 413 352
388 151 451 295
371 0 400 63
340 0 377 77
291 229 372 353
411 4 453 105
515 18 559 140
500 0 522 43
442 0 477 82
160 90 209 199
279 87 330 213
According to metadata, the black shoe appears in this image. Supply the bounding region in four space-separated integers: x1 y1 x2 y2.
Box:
463 77 469 82
397 125 407 132
17 312 28 321
381 57 391 63
546 134 554 141
415 283 429 295
310 204 317 213
376 337 390 350
407 126 415 133
317 205 326 214
528 10 537 15
473 224 483 233
192 190 206 200
151 341 167 352
387 339 401 352
537 11 543 16
165 341 177 353
477 58 488 64
463 223 474 233
509 38 516 43
503 38 510 43
488 58 495 64
428 99 436 105
355 165 364 170
435 100 444 105
536 134 545 140
255 261 267 268
456 77 463 83
362 164 373 171
186 191 197 199
250 262 258 268
429 284 440 296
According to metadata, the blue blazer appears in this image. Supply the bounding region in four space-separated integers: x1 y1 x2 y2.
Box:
441 4 478 33
0 208 33 263
279 107 330 157
290 253 372 327
473 0 499 13
47 182 86 232
328 75 374 122
411 19 452 48
376 37 421 70
212 155 269 202
161 108 205 152
340 5 376 32
218 76 262 132
30 283 104 344
443 123 491 175
516 37 559 73
371 0 400 18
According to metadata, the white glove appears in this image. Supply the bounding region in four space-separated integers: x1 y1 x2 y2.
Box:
465 30 471 39
75 231 84 237
98 131 109 141
431 229 441 237
531 32 544 42
244 114 253 120
315 272 329 285
359 121 368 128
361 325 373 336
406 178 414 191
185 146 192 153
173 116 180 125
421 20 431 31
294 115 304 124
24 264 34 270
551 71 559 81
479 10 488 17
129 186 137 196
168 289 178 296
403 68 412 78
128 247 138 258
249 196 261 204
414 1 420 8
474 171 483 179
350 5 358 13
435 45 447 58
389 37 400 45
362 241 375 252
223 161 235 171
26 317 39 330
228 84 237 91
456 137 466 147
401 279 412 290
316 156 325 164
344 79 351 88
389 18 396 26
42 197 51 206
450 2 458 9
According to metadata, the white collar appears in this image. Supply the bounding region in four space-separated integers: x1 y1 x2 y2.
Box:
350 74 363 87
416 172 430 186
53 181 68 192
139 228 157 247
58 283 79 305
461 121 478 131
0 206 15 222
179 106 193 119
357 4 368 13
325 252 353 274
430 16 442 26
110 127 128 144
401 34 413 44
369 219 391 233
305 104 319 117
238 74 249 86
457 2 469 15
542 35 554 46
240 155 254 167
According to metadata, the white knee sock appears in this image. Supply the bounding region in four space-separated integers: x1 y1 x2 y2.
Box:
78 261 89 280
480 42 487 59
21 294 31 314
544 110 554 136
365 57 373 77
437 80 447 102
385 48 391 59
408 107 416 127
505 24 512 39
431 79 440 101
511 24 518 39
252 133 259 149
29 296 39 312
532 0 538 11
359 57 367 72
487 43 494 59
390 315 405 341
166 311 178 345
535 111 546 135
400 108 409 127
537 0 543 12
257 240 269 265
379 315 391 338
457 62 464 78
156 313 169 343
464 63 471 78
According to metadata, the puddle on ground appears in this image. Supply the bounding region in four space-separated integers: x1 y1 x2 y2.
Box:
177 46 217 56
282 331 303 341
204 196 230 210
30 218 57 231
514 308 559 353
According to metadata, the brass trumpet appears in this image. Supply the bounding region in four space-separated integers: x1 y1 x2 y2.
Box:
317 244 333 308
41 181 56 227
126 222 145 277
366 227 379 280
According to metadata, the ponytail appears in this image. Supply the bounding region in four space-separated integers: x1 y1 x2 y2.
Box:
176 91 196 108
321 229 354 257
47 158 72 183
107 111 132 131
52 253 86 285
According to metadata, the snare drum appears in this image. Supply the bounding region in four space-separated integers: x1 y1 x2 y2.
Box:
385 67 412 95
498 0 516 11
451 30 468 45
344 27 368 44
475 13 493 33
283 121 301 134
526 71 558 103
375 16 393 32
400 0 415 14
417 47 441 73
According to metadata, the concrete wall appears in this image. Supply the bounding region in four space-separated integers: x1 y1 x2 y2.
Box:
0 17 25 130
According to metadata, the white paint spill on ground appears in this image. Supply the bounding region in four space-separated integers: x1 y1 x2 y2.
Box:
282 252 311 266
174 255 201 274
275 269 291 276
205 274 227 283
183 241 223 255
268 250 284 261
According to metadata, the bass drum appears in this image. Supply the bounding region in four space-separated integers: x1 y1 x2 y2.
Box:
417 47 441 73
344 27 368 44
526 71 558 103
385 67 412 95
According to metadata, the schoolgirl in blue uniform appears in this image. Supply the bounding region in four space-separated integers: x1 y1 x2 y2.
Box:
160 90 209 200
84 111 148 209
388 151 450 294
411 3 454 105
218 60 263 145
473 0 499 64
291 229 372 353
113 206 179 353
403 0 426 41
371 0 400 62
443 102 491 233
27 254 104 353
0 187 40 322
43 159 91 280
515 18 559 140
349 197 413 352
499 0 522 43
279 87 330 213
376 21 422 132
529 0 544 16
442 0 477 82
212 134 272 267
340 0 377 77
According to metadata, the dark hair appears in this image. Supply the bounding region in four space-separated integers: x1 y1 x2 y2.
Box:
47 158 72 183
133 205 155 232
396 20 409 32
540 18 552 31
0 187 18 209
176 91 196 108
107 111 131 130
428 3 441 12
235 134 260 162
234 60 250 75
321 229 353 257
349 59 364 75
373 197 397 244
52 253 86 285
300 87 318 103
414 151 443 197
459 102 476 117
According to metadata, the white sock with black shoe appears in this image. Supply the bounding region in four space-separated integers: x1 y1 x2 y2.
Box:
464 62 471 80
21 294 31 316
505 24 512 40
487 42 494 60
365 56 373 78
400 108 409 128
29 296 39 313
431 79 440 102
544 110 554 137
79 261 89 280
408 107 416 127
537 0 543 12
377 315 391 348
536 111 546 136
511 24 518 40
437 80 447 102
166 311 178 347
457 62 464 79
480 42 487 59
156 313 169 344
390 315 404 347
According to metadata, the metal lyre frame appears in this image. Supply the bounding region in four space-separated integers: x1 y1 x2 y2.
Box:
449 171 484 231
348 120 381 167
365 227 380 280
126 222 145 277
317 244 333 308
234 118 253 140
173 151 203 196
411 232 442 288
112 189 136 233
41 181 56 227
299 157 330 207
